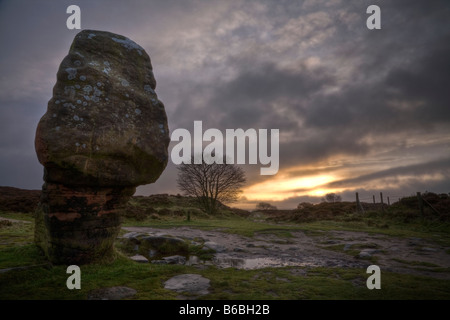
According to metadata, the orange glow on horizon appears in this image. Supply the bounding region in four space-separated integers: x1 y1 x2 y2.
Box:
242 173 340 201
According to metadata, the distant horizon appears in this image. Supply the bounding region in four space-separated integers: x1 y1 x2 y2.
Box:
1 183 444 211
1 0 449 210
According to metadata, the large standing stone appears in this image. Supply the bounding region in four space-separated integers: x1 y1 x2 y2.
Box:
34 30 169 264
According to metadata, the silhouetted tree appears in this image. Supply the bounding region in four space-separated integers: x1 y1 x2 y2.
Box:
322 193 342 203
256 202 277 211
177 155 246 214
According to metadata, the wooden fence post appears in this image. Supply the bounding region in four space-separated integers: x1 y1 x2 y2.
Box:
380 192 384 212
356 192 364 213
356 192 360 213
417 192 424 217
373 195 375 204
387 197 390 206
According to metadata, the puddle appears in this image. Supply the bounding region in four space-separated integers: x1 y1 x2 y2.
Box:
123 226 450 279
185 255 318 270
212 256 319 269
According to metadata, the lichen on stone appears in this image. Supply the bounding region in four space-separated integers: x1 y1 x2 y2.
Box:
111 36 144 55
65 68 77 80
34 29 169 265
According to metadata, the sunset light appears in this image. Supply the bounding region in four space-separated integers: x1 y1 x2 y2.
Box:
1 0 449 210
243 173 337 201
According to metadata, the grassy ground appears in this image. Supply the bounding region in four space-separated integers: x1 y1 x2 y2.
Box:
1 244 450 300
1 210 450 300
122 212 450 246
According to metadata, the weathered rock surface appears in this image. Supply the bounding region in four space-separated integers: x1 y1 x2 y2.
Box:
140 236 189 256
35 30 169 186
130 254 149 263
151 255 187 265
87 286 137 300
34 30 169 264
204 241 227 253
164 274 210 296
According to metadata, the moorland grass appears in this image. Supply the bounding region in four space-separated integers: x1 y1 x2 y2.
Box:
1 210 450 300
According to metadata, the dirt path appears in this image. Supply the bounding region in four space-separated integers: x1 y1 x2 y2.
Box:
123 226 450 279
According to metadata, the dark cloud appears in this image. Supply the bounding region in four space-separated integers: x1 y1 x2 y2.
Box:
385 36 450 122
165 0 450 176
1 0 449 206
327 158 450 189
202 61 334 129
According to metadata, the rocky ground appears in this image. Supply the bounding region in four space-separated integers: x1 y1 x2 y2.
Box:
122 226 450 280
1 216 449 299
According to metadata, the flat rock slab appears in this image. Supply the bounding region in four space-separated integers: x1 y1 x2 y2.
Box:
164 274 210 296
152 255 186 265
130 254 149 263
87 286 137 300
123 226 450 280
204 241 227 253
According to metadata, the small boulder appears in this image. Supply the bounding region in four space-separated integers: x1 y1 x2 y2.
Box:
343 244 352 251
358 251 372 259
130 254 148 263
163 255 187 264
152 255 186 265
140 236 189 256
87 286 137 300
164 274 210 296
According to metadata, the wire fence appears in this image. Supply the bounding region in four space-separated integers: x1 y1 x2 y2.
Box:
354 191 446 215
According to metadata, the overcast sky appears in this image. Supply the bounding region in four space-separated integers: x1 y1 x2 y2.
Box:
1 0 449 209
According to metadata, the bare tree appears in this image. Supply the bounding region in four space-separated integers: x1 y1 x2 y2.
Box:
321 193 342 203
177 156 246 214
256 202 277 211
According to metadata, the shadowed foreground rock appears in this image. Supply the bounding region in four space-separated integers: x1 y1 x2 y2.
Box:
164 274 211 297
34 30 169 264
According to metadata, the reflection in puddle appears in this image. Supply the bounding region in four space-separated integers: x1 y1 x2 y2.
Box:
213 257 316 269
186 255 318 270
